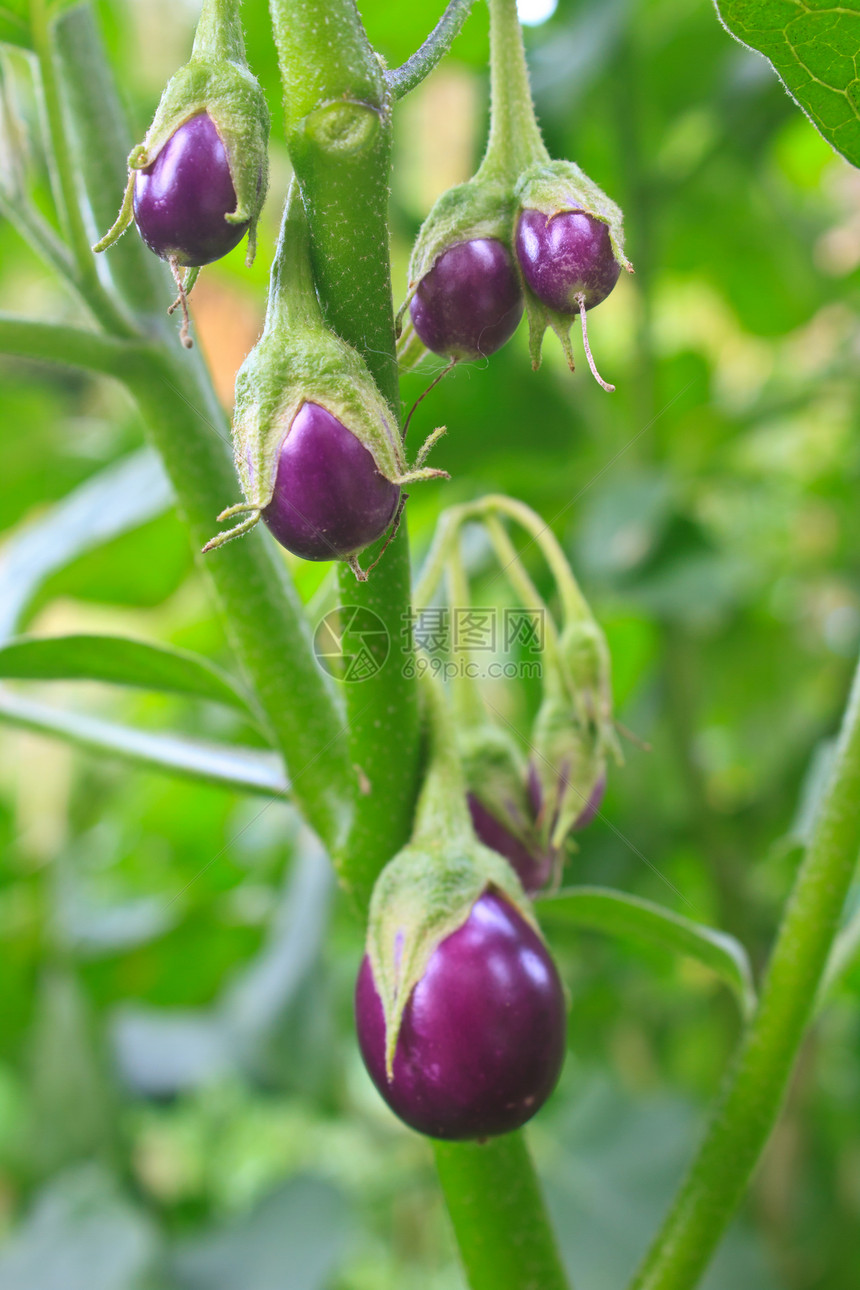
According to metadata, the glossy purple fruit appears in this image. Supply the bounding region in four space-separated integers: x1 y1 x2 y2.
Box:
467 793 554 895
516 209 621 314
410 239 524 361
261 402 400 562
133 113 248 267
355 889 566 1140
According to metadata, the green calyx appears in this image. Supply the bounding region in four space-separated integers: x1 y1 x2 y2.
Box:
367 838 534 1079
514 159 634 374
93 0 269 265
204 183 447 555
366 671 537 1077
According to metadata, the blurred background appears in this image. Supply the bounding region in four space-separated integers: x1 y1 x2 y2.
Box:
1 0 859 1286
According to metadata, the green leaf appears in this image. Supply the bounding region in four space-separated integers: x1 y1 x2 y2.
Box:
0 1164 160 1290
0 686 289 799
0 2 29 48
171 1176 351 1290
539 886 757 1018
715 0 860 168
0 449 173 641
0 633 256 716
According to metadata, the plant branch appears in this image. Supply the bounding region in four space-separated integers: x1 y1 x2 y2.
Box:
0 314 144 377
30 0 133 337
433 1133 571 1290
123 344 354 852
386 0 476 100
629 653 860 1290
272 0 423 911
477 0 548 183
0 189 77 284
52 7 173 325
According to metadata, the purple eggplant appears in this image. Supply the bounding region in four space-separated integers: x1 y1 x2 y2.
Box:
261 402 401 562
133 113 248 267
410 238 523 361
355 888 566 1140
515 209 621 315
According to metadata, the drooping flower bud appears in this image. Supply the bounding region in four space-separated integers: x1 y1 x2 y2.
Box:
530 616 618 851
204 183 446 579
94 0 269 320
460 724 556 894
530 695 608 852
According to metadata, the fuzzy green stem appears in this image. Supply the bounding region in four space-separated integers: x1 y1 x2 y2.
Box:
272 0 422 912
0 191 77 289
266 180 323 334
386 0 477 100
192 0 246 63
30 0 133 337
0 315 145 377
414 503 469 608
476 0 549 185
123 345 353 851
444 541 486 728
411 668 473 848
629 654 860 1290
476 495 589 624
433 1134 571 1290
52 7 175 326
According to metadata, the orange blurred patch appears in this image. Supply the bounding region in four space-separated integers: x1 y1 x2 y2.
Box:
188 277 264 408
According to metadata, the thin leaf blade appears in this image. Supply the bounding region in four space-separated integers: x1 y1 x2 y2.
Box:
0 448 173 642
715 0 860 168
0 687 289 799
0 634 256 716
539 886 756 1018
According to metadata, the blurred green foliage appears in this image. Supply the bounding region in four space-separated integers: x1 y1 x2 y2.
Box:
1 1 859 1287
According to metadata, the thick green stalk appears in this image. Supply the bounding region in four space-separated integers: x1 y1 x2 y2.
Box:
30 0 133 336
0 315 144 376
271 0 422 911
476 0 549 184
630 655 860 1290
434 1135 570 1290
192 0 246 62
52 9 175 327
